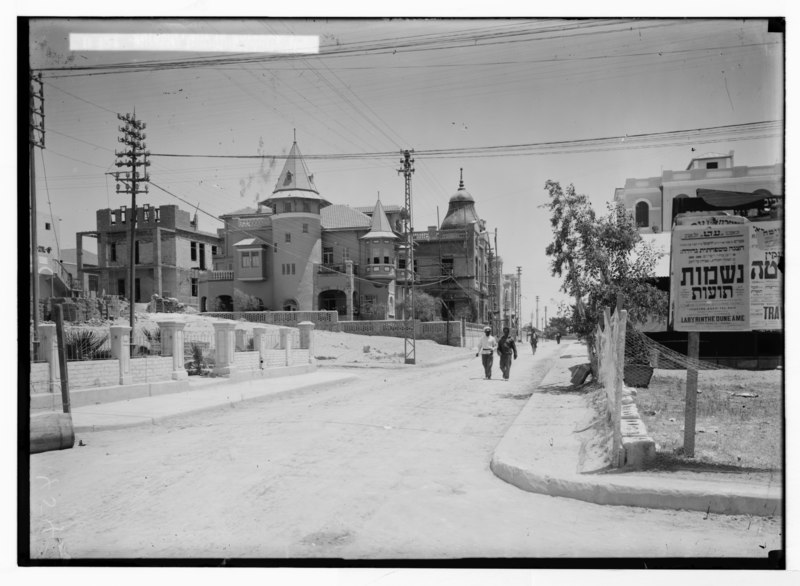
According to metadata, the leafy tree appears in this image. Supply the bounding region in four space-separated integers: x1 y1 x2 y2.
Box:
233 289 264 311
542 180 667 367
396 289 437 322
546 315 572 336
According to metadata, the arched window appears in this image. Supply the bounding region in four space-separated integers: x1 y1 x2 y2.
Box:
635 201 649 227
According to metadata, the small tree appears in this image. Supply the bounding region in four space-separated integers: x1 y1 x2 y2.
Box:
396 289 437 322
233 289 264 312
542 180 667 370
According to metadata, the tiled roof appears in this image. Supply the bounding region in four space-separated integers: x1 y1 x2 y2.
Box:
355 204 403 214
234 237 268 247
361 199 398 239
321 204 371 230
221 206 261 217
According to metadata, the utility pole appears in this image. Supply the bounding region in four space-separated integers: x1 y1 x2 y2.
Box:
516 266 522 341
114 113 150 336
30 71 45 357
398 149 416 365
535 295 540 334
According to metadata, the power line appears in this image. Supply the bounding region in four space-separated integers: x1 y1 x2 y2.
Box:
35 19 688 78
147 120 782 161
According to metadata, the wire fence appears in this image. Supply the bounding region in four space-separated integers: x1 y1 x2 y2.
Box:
623 325 782 470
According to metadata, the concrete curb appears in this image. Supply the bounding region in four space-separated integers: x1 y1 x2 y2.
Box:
71 371 358 433
490 342 783 517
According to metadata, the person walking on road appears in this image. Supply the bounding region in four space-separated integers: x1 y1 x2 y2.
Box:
475 326 498 379
530 330 538 355
556 333 561 344
497 327 518 381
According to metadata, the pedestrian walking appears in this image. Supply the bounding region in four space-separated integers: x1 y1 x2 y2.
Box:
475 326 498 379
530 330 538 355
556 333 561 344
497 327 518 381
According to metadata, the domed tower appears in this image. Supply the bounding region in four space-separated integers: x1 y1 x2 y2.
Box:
260 138 331 311
441 168 481 229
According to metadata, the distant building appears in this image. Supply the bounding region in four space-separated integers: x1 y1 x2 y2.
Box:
200 140 402 317
411 170 493 323
78 204 221 306
614 151 782 234
60 248 99 295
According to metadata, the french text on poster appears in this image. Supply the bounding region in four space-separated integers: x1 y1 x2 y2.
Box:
671 223 750 331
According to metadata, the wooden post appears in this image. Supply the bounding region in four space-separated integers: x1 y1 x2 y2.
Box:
53 304 71 414
684 331 700 457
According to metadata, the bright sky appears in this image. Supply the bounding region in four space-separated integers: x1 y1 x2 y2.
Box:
23 11 784 327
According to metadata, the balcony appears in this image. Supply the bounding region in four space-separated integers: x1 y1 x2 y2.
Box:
364 263 395 281
202 270 234 282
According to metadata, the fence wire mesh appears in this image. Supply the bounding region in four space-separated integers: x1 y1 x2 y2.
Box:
623 325 782 471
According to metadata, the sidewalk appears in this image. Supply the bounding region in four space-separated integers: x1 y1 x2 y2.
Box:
52 350 473 433
490 341 782 517
66 370 358 432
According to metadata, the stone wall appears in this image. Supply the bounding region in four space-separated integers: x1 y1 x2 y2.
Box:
233 351 260 371
338 320 464 347
66 360 120 389
130 356 174 383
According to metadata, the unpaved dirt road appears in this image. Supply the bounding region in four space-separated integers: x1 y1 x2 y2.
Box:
29 343 781 560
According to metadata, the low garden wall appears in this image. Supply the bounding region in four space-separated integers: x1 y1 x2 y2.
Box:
338 320 465 347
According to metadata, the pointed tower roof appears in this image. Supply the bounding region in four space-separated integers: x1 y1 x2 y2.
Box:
275 140 318 194
260 138 330 207
361 198 398 240
441 168 480 229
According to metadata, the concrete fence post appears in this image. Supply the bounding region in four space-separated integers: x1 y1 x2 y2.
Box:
157 320 188 380
109 325 132 385
38 323 60 393
253 326 267 369
279 327 292 366
212 322 237 376
298 321 315 364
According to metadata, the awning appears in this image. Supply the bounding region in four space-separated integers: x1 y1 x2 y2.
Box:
672 189 782 221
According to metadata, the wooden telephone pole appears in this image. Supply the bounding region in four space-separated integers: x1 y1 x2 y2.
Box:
29 71 45 356
113 113 150 335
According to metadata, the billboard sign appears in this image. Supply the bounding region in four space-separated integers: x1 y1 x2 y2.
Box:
671 222 750 331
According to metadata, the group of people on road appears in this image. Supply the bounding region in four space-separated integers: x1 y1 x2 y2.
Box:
475 326 517 381
475 327 563 381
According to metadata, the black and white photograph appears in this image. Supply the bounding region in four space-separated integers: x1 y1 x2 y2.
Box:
16 3 791 576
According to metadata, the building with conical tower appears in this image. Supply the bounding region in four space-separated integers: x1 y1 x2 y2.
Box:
199 138 330 312
199 137 404 317
260 139 330 310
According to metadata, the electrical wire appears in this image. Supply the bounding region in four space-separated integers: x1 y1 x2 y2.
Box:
147 120 782 161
